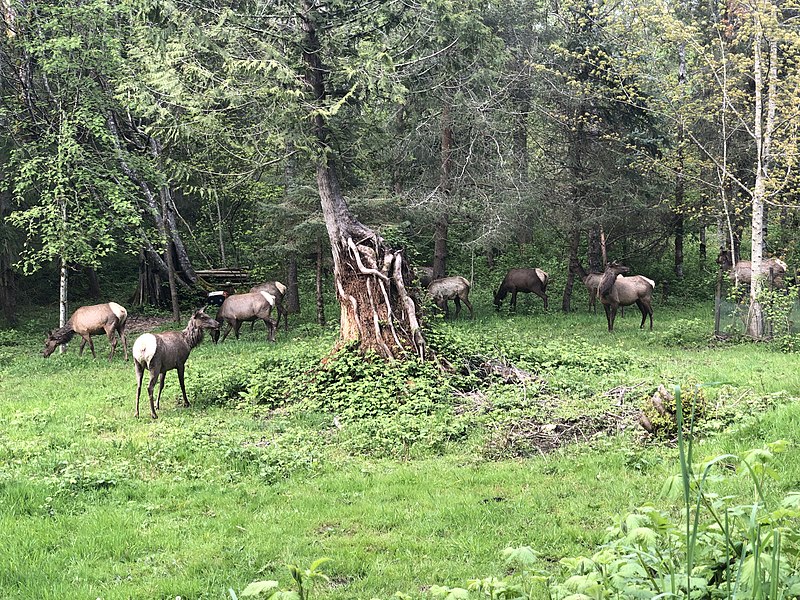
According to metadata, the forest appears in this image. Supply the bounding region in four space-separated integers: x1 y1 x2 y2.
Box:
4 0 800 599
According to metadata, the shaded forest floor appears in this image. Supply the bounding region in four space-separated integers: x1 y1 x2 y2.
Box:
1 299 800 599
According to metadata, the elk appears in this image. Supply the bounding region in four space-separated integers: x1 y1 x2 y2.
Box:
598 262 654 332
427 276 473 318
213 290 277 343
133 308 220 419
43 302 129 361
571 259 603 313
250 281 289 331
493 268 549 312
717 249 787 288
417 266 435 288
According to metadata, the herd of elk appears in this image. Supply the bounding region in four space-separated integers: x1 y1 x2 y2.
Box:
43 248 791 419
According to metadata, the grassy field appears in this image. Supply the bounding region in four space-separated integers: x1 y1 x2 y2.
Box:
1 299 800 599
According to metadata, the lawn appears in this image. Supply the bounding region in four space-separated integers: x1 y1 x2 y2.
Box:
1 300 799 599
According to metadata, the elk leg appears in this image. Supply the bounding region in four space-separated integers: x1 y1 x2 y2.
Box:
177 365 189 408
603 304 614 332
87 335 96 358
510 291 518 312
535 290 549 311
232 320 243 339
263 318 276 343
105 325 117 361
454 297 461 319
134 362 145 418
79 337 87 356
462 295 474 319
155 372 166 413
220 321 233 342
636 300 647 329
147 370 159 419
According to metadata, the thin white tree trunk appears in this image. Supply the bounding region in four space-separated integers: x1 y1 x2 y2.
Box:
59 257 67 354
748 11 766 338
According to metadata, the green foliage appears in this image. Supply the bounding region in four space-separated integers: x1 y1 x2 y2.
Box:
658 318 712 348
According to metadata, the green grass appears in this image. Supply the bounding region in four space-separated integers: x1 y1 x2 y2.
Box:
1 300 800 599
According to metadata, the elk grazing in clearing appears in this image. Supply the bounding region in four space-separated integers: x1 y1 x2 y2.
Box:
43 302 129 361
427 276 473 319
571 259 603 313
133 308 219 419
598 262 654 332
417 266 435 288
717 249 787 288
493 268 549 312
250 281 289 331
212 290 277 343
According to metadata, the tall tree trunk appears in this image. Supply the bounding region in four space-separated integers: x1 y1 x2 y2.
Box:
747 16 767 338
562 223 580 312
286 252 300 314
588 226 602 272
433 103 452 280
699 224 707 263
315 238 326 326
674 41 686 280
0 190 17 326
161 185 180 322
59 257 67 354
300 1 424 358
674 214 684 279
84 266 101 299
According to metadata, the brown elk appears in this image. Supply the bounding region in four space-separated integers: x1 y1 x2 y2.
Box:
43 302 129 361
427 276 474 318
493 268 549 312
250 281 289 331
133 308 220 419
213 290 277 343
598 262 654 332
571 259 603 313
417 266 435 288
717 249 787 288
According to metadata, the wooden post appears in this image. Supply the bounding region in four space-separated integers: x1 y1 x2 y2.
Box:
714 267 723 336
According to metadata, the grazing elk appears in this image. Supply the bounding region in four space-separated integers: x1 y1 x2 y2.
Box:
717 249 787 288
493 268 549 312
43 302 129 361
417 266 435 288
427 276 474 319
598 262 654 332
213 290 277 343
571 259 603 313
250 281 289 331
133 308 219 419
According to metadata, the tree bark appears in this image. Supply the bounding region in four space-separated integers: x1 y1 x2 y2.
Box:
562 224 580 312
301 1 424 358
286 252 300 314
747 15 767 338
84 266 101 299
315 238 326 326
433 102 452 280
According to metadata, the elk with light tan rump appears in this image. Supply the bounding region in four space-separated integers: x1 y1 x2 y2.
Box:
133 308 219 419
43 302 129 361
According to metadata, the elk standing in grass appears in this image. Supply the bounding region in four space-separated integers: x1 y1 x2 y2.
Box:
43 302 129 361
717 249 787 289
427 276 473 319
213 290 277 343
249 281 289 331
571 260 603 313
133 308 219 419
598 262 654 332
493 268 549 312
